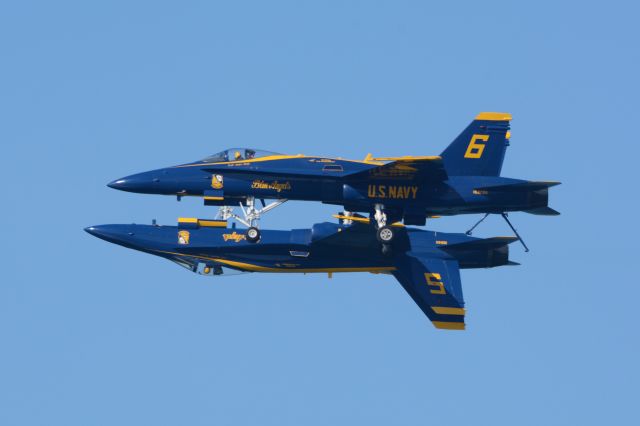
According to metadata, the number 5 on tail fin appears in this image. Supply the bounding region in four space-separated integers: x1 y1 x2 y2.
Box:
392 256 466 330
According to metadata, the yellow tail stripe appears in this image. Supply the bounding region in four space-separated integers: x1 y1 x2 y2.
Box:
475 112 512 121
431 306 466 316
432 321 466 330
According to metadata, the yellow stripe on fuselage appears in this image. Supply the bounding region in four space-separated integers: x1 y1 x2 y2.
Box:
152 249 395 273
174 154 393 168
370 156 441 161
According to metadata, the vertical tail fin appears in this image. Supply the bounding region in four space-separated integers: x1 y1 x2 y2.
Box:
440 112 512 176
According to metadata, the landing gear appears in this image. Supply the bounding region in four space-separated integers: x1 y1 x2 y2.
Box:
501 213 530 252
216 196 287 244
246 226 261 243
465 212 530 252
373 203 395 252
373 203 387 229
376 226 395 243
465 213 490 235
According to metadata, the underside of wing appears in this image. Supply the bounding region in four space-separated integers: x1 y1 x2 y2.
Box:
392 254 466 330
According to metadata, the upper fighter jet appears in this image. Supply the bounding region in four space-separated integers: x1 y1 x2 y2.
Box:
85 217 520 330
108 112 559 248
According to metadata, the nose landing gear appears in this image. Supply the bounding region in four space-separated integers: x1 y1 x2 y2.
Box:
216 196 287 243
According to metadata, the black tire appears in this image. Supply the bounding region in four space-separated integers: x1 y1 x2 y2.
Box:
376 225 394 243
246 227 261 243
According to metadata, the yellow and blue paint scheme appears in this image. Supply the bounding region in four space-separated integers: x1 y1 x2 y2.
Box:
85 219 519 330
107 113 560 224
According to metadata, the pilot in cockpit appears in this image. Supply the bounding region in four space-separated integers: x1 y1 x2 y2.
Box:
245 149 256 159
233 150 243 161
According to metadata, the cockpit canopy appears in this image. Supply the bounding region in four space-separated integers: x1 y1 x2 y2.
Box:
200 148 281 163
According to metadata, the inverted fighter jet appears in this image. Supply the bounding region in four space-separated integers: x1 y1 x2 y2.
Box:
108 112 559 247
85 217 519 330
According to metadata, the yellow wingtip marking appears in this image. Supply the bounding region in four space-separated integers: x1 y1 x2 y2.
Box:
432 321 466 330
475 112 512 121
198 220 227 228
178 217 198 223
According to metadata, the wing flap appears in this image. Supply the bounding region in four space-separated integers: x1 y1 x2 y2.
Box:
392 255 466 330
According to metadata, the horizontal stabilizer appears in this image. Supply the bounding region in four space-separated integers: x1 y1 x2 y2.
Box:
444 236 518 251
476 181 561 192
524 206 561 216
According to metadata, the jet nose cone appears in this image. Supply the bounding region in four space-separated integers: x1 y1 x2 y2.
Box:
84 224 134 246
107 171 158 194
107 179 127 190
85 225 109 239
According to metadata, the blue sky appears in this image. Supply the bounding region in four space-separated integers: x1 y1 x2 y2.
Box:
1 1 638 424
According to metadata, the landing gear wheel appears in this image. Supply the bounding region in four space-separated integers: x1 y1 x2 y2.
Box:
381 244 392 256
246 227 261 243
376 226 395 243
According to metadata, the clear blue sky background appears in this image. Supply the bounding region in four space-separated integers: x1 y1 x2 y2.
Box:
1 1 638 424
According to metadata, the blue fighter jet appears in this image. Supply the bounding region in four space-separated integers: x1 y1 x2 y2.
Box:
85 217 519 330
108 112 560 248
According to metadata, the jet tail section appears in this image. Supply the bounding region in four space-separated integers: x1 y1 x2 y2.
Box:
392 255 466 330
523 206 561 216
441 236 518 269
475 180 561 215
441 112 511 177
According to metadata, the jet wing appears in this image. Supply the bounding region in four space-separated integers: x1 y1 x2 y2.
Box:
392 254 466 330
346 156 447 182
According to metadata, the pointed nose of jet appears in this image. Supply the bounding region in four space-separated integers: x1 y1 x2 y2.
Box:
85 225 115 241
107 171 155 193
84 224 135 246
107 179 127 190
84 226 100 236
107 167 168 194
107 168 187 195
